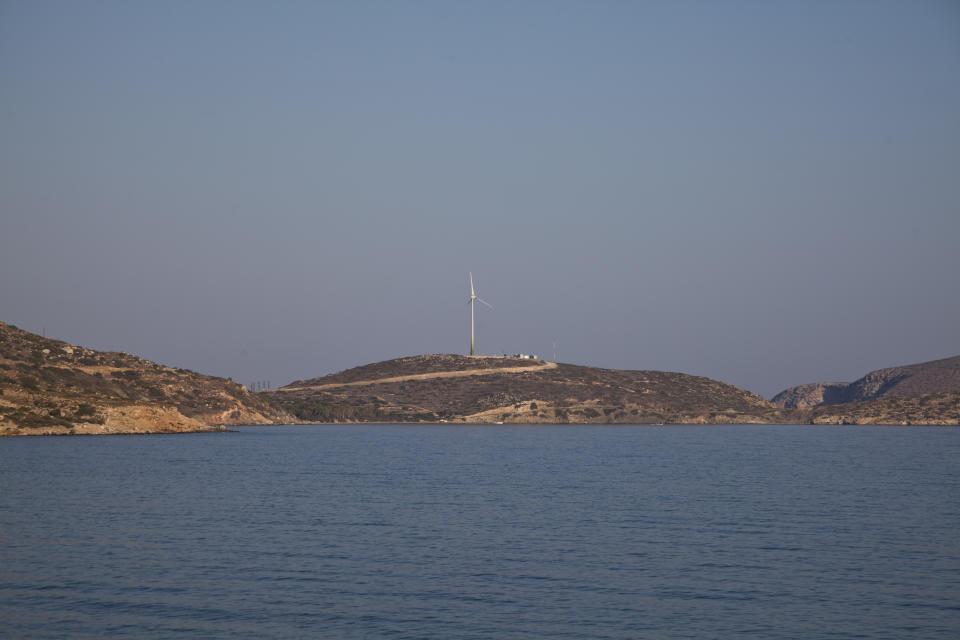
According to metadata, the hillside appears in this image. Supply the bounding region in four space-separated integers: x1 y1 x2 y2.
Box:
5 320 955 433
806 390 960 426
269 354 789 424
773 355 960 408
0 322 293 436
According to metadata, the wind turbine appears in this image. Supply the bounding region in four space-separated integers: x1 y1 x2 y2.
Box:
467 272 493 355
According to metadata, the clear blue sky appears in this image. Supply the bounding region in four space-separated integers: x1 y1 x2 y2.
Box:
2 0 958 398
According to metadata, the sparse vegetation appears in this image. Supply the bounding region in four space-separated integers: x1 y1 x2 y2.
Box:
286 354 544 388
75 403 97 417
267 355 805 425
0 321 294 435
3 321 956 432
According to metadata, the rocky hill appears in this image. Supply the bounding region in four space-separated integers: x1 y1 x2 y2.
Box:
6 319 955 433
268 354 790 424
806 390 960 426
773 355 960 409
0 322 293 436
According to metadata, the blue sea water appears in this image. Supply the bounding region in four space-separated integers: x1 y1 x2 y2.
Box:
1 425 958 639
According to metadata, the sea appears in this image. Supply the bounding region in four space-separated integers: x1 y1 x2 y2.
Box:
1 424 958 639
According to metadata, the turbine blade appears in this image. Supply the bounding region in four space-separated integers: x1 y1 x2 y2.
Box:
478 298 493 309
469 272 475 297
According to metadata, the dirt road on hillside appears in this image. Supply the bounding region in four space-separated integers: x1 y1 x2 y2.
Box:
276 361 559 392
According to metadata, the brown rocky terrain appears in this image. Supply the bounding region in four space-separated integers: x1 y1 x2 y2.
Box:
271 354 959 425
0 322 293 436
805 390 960 426
270 354 792 424
5 320 955 432
769 382 850 409
286 353 545 387
772 355 960 408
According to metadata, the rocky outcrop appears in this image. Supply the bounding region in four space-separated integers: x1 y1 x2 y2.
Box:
771 382 850 409
808 391 960 426
1 405 218 436
772 355 960 408
0 321 294 436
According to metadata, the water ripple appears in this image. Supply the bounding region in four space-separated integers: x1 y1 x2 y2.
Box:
1 425 958 639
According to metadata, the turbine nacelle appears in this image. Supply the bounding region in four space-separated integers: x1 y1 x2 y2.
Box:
467 272 492 307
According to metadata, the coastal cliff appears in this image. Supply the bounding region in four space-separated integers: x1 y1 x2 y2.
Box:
0 322 293 436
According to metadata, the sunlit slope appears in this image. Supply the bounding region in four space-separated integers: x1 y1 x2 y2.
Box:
0 322 293 436
807 390 960 426
270 354 784 424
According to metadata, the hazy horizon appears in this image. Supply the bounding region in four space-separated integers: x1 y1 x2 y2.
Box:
3 1 958 398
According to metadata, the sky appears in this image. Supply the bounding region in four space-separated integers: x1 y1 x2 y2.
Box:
2 0 958 398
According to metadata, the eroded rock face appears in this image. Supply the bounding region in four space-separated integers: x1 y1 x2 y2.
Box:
771 382 850 409
772 355 960 408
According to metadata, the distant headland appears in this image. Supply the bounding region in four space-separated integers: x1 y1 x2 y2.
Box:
0 321 291 436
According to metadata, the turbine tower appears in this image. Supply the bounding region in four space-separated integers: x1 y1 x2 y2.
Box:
467 272 492 355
